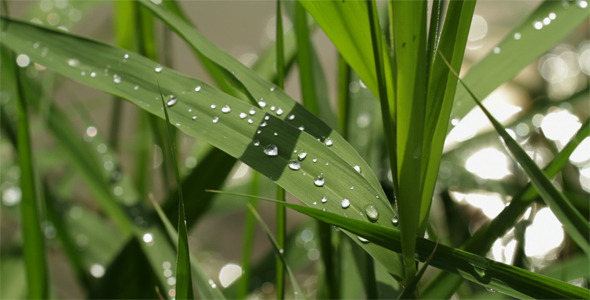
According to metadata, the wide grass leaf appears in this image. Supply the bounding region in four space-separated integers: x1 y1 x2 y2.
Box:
0 16 403 278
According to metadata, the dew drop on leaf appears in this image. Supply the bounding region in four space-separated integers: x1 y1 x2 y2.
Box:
249 108 256 115
340 198 350 209
195 85 202 92
113 74 121 84
239 112 247 119
263 145 278 156
288 114 295 120
212 116 219 123
276 108 284 115
314 175 325 187
248 119 254 124
154 65 163 73
191 116 197 120
297 152 307 161
357 236 369 244
353 165 361 173
221 105 231 113
321 196 327 203
364 204 379 222
166 96 178 107
392 216 399 226
325 138 333 146
253 140 260 147
288 160 301 170
258 100 267 107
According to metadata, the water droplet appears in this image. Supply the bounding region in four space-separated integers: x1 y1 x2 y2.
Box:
314 175 325 187
270 106 276 111
123 53 129 59
357 236 369 244
392 216 399 226
264 115 270 121
276 108 284 115
264 145 278 156
258 100 267 107
16 54 30 67
533 21 543 30
486 288 496 294
273 132 278 136
113 74 122 84
548 12 556 20
313 201 317 205
312 158 318 163
350 186 354 190
288 160 301 170
210 104 217 109
297 152 307 161
493 47 501 54
270 86 276 92
195 85 202 92
191 116 197 120
341 199 350 209
325 138 333 146
166 97 178 107
208 279 217 289
470 262 487 277
212 117 219 123
513 32 521 40
154 65 163 73
353 165 361 173
67 58 79 67
260 121 267 127
321 197 327 203
33 42 40 48
221 105 231 113
239 112 247 119
249 108 256 115
288 114 295 120
253 140 260 146
134 85 139 90
248 119 254 124
364 205 379 222
90 72 96 77
142 233 154 245
579 0 588 8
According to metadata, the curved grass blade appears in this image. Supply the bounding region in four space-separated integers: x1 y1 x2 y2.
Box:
450 0 590 126
423 118 590 299
158 84 194 299
0 16 403 278
11 51 49 299
232 195 589 299
441 53 589 254
151 197 226 299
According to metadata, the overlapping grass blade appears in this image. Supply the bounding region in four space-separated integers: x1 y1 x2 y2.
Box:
390 0 428 281
445 57 589 254
424 118 590 299
450 0 590 125
151 198 226 299
237 196 589 299
158 85 194 299
11 51 49 299
420 0 475 232
0 16 402 280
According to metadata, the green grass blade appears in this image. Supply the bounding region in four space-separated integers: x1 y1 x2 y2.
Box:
238 196 589 299
12 52 49 299
158 85 194 299
420 0 476 232
390 0 428 282
443 54 589 254
0 15 403 280
246 203 307 300
237 172 260 299
450 0 590 126
151 197 226 300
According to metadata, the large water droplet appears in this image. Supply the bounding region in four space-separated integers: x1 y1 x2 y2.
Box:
313 175 325 187
353 165 361 173
325 138 333 146
364 205 379 222
221 105 232 113
276 108 284 115
264 145 278 156
392 216 399 226
297 152 307 161
258 100 267 107
288 160 301 170
155 65 163 73
212 116 219 123
113 74 122 84
341 198 350 208
239 112 247 119
166 97 178 107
